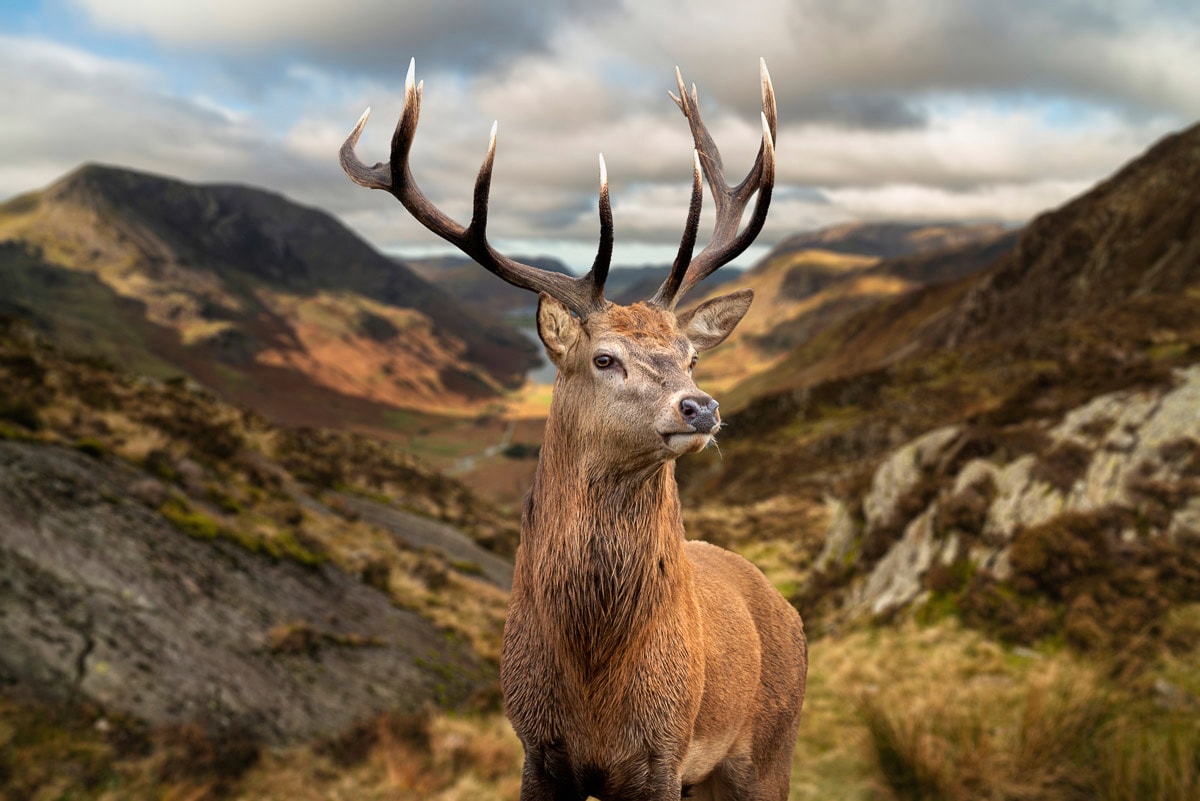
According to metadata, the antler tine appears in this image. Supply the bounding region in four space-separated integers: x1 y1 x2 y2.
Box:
580 154 614 308
340 59 612 318
652 59 778 310
651 150 704 307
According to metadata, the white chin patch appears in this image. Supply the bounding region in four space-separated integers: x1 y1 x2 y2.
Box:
664 432 712 454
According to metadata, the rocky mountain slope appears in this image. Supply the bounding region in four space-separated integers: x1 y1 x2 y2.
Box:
0 164 537 426
770 220 1008 261
1 438 484 743
682 122 1200 654
816 368 1200 642
690 223 1013 401
0 315 516 743
933 124 1200 348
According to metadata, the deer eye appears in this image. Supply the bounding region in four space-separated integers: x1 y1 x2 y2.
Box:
594 354 616 370
688 355 698 371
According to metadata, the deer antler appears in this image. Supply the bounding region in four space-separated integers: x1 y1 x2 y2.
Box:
651 59 777 310
340 59 613 318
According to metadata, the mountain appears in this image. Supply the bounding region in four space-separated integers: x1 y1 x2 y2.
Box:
679 122 1200 651
933 125 1200 347
0 314 516 743
719 125 1200 415
603 264 744 306
0 164 538 427
5 133 1199 801
690 223 1014 400
407 253 575 318
771 221 1008 261
408 256 743 318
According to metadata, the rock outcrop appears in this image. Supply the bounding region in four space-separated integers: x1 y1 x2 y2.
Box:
0 440 486 744
819 366 1200 620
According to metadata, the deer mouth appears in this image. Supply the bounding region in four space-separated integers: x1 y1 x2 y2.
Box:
660 431 713 453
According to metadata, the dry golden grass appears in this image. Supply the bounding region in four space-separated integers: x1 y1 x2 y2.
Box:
228 712 523 801
858 663 1109 800
834 619 1199 801
6 617 1198 801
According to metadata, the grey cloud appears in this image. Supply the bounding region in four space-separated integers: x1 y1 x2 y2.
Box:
74 0 614 83
796 93 927 130
579 0 1198 128
0 37 354 213
9 0 1198 261
779 0 1200 118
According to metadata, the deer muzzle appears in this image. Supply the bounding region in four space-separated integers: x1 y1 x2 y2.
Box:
679 394 720 434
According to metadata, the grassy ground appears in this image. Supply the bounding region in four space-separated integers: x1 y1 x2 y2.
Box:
8 615 1196 801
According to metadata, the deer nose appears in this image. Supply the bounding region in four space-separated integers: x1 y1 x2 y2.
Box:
680 395 720 434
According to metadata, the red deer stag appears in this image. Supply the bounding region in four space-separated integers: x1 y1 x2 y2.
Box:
341 58 806 801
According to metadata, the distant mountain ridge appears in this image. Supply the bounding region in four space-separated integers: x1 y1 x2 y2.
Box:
0 163 538 427
688 222 1013 399
771 221 1009 261
406 253 575 318
407 255 743 317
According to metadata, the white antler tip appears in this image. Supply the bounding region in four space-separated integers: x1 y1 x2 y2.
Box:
598 153 607 181
760 59 774 95
405 58 415 89
348 107 372 140
490 120 499 139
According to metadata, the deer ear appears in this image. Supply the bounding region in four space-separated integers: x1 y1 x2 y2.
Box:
678 288 753 352
537 293 582 365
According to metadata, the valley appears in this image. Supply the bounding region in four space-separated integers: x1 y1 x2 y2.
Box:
3 121 1200 800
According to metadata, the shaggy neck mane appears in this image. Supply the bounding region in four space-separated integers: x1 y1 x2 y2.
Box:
520 409 688 671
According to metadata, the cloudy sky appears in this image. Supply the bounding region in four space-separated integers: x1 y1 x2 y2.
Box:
2 0 1198 270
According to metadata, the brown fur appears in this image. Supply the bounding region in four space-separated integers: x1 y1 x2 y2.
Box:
603 302 680 345
501 295 807 801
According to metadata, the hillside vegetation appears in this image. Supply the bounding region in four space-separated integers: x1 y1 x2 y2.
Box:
0 165 537 426
690 223 1012 405
0 315 518 748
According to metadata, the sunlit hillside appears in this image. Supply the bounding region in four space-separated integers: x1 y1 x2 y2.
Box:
691 223 1015 408
0 165 538 426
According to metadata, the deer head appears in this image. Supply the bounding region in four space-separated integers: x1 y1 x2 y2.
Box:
340 59 776 475
534 290 753 476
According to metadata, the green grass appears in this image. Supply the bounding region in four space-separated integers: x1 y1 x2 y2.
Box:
158 497 324 567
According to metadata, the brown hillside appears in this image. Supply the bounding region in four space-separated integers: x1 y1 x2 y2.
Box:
0 164 538 423
772 221 1008 261
934 122 1200 347
692 223 1010 403
714 124 1200 421
0 314 517 742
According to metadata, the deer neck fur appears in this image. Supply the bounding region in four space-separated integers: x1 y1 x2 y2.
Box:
517 406 693 673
